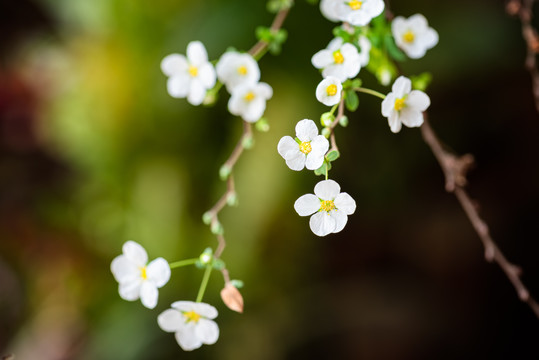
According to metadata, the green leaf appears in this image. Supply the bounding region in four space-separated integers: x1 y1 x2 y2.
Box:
314 162 327 176
345 89 359 111
230 279 244 289
212 259 226 270
384 35 406 62
326 150 340 162
410 72 433 92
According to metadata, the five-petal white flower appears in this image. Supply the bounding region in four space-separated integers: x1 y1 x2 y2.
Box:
312 37 362 82
335 0 385 26
216 51 260 93
381 76 430 133
278 119 329 171
228 82 273 122
158 301 219 351
294 179 356 237
111 241 171 309
392 14 439 59
316 76 343 106
161 41 216 106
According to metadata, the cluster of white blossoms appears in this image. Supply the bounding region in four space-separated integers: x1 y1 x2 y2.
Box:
162 43 272 123
111 241 220 351
320 0 385 26
381 76 430 133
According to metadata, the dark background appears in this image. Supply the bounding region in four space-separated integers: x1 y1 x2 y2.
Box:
1 0 539 359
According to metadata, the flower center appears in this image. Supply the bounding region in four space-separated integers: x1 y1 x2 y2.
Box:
394 97 406 111
299 141 312 154
188 65 198 77
244 91 255 102
348 0 362 10
333 50 344 64
326 84 338 96
320 200 336 212
140 266 148 280
237 65 248 75
184 310 201 324
403 30 415 43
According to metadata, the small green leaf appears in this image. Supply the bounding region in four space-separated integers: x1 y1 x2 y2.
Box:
326 150 340 162
230 279 244 289
314 162 327 176
202 211 213 225
212 259 226 270
211 221 224 235
345 89 359 111
242 136 254 149
219 165 231 180
226 192 238 207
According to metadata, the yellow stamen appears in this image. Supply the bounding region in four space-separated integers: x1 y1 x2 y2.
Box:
320 200 336 212
244 92 255 102
333 50 344 64
237 65 248 75
403 30 415 43
349 0 362 10
188 65 198 77
394 98 406 111
184 310 201 323
299 141 312 154
326 84 338 97
140 267 148 280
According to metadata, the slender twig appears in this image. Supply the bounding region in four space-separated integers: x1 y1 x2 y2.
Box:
507 0 539 113
328 96 345 153
420 114 539 318
249 7 291 59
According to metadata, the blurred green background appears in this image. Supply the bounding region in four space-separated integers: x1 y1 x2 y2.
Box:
1 0 539 359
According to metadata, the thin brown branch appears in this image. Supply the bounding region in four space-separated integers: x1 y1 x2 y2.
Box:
507 0 539 112
421 114 539 318
327 95 345 153
249 7 291 58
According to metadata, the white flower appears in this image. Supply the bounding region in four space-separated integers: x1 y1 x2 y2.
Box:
278 119 329 171
312 37 361 82
158 301 219 351
111 241 171 309
320 0 340 22
358 35 371 67
316 76 342 106
381 76 430 133
228 82 272 122
294 179 356 237
335 0 385 26
216 51 260 93
161 41 216 105
392 14 439 59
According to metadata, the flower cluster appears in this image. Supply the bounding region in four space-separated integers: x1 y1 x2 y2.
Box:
162 42 272 123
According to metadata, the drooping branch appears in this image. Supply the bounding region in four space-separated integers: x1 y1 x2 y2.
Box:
420 115 539 318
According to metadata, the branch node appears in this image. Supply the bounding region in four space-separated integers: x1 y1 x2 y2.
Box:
484 245 496 262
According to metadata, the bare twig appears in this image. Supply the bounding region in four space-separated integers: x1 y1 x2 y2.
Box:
507 0 539 112
421 114 539 318
249 7 291 59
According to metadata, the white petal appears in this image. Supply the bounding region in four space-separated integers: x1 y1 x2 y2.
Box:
196 319 219 345
388 111 402 133
167 75 190 98
192 302 219 319
404 44 427 59
294 194 321 216
314 179 340 200
320 0 341 22
392 76 411 98
330 209 348 233
381 95 395 117
423 28 439 50
171 301 196 312
140 281 159 309
122 241 148 267
175 323 202 351
198 63 216 89
309 212 336 237
243 98 266 123
187 80 206 106
295 119 319 142
407 90 430 112
305 152 325 170
391 16 407 37
311 50 333 69
327 37 343 51
334 192 356 214
111 255 139 283
277 136 300 160
158 309 183 333
408 14 428 31
187 41 208 65
161 54 187 77
310 135 330 156
285 151 306 171
119 279 141 301
257 82 273 99
228 94 243 116
399 108 424 128
146 257 171 288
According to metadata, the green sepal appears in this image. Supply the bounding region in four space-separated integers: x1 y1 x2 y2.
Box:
326 150 340 162
345 89 359 111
